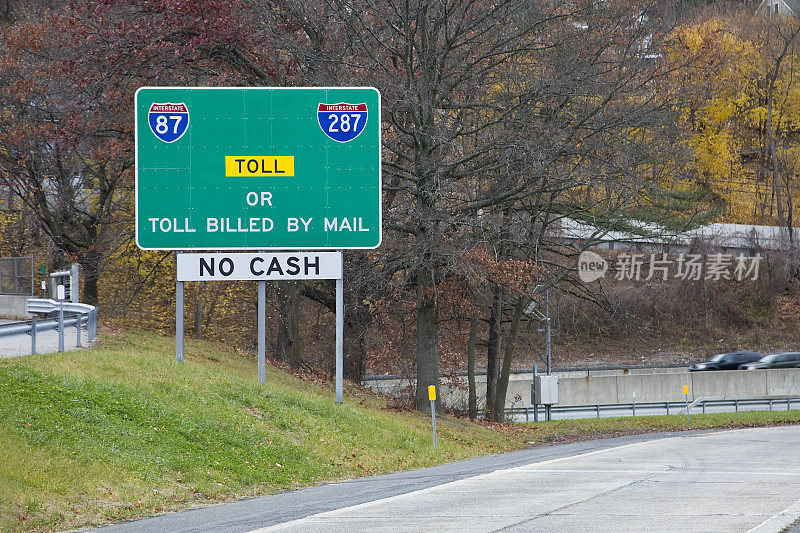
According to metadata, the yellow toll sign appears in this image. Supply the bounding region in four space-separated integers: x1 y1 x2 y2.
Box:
225 156 294 177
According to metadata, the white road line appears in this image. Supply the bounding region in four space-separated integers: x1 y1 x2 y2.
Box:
515 468 800 476
747 499 800 533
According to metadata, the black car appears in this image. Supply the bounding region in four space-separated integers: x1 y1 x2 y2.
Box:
689 351 762 371
739 352 800 370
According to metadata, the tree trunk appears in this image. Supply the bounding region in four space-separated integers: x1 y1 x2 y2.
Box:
0 0 11 23
194 281 205 339
415 273 439 413
787 189 794 244
276 280 301 368
491 296 528 422
79 252 101 305
767 85 786 229
485 284 503 415
344 318 367 383
467 317 478 419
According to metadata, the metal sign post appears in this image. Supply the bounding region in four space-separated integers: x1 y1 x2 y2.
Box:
336 265 344 404
684 385 691 424
258 280 266 383
57 284 65 353
31 316 37 354
76 314 82 347
531 364 539 422
176 278 184 363
428 385 437 449
545 289 552 422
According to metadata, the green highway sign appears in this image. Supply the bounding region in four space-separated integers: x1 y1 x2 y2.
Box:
135 87 381 250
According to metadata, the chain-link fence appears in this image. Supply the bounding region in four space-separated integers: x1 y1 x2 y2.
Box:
0 257 33 296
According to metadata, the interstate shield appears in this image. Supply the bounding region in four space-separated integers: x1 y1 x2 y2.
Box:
317 103 368 143
148 102 190 143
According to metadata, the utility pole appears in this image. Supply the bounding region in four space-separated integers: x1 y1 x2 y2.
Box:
533 288 554 422
545 289 551 421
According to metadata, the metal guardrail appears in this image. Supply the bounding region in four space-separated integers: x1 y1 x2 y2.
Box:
0 299 99 355
685 397 800 415
494 396 800 422
26 298 95 316
0 318 78 336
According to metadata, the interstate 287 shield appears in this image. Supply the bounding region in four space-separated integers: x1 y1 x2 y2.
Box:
317 103 368 143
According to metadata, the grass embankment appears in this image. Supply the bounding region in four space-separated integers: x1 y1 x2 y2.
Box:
1 330 799 531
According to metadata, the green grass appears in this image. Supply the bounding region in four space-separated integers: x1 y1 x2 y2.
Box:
1 330 799 531
0 331 520 531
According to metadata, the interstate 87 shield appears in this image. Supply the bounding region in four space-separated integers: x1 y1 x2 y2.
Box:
135 87 381 250
148 103 190 143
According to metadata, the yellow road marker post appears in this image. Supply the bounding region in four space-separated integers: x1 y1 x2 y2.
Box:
429 385 437 450
683 385 691 424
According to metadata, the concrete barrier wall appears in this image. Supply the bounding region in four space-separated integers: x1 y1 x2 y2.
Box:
691 371 768 399
617 373 690 403
365 368 800 408
765 370 800 396
0 295 31 318
557 375 619 405
505 375 536 406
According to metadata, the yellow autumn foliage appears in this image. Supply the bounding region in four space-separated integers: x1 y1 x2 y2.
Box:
671 13 800 225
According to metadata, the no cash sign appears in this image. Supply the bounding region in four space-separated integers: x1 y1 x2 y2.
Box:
176 252 342 281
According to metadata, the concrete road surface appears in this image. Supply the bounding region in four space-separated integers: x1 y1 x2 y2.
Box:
0 320 91 358
101 426 800 533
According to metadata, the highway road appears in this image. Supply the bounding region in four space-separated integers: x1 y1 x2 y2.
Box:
100 425 800 533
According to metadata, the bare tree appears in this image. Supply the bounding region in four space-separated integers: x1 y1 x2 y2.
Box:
332 0 709 414
751 14 800 242
0 0 283 303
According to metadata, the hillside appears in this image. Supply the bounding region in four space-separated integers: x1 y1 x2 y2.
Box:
0 331 533 531
492 273 800 373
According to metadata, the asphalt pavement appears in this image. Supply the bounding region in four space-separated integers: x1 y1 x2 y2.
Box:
98 425 800 533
